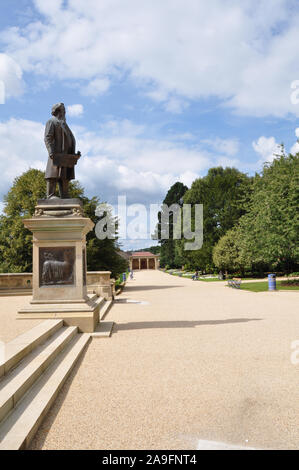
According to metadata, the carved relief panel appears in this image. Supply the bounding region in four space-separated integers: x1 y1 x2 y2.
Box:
39 247 75 287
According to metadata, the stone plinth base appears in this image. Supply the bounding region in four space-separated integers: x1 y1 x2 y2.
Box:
18 294 102 333
34 198 84 218
18 198 99 332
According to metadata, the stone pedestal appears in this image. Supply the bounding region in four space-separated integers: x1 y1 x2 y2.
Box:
18 198 102 333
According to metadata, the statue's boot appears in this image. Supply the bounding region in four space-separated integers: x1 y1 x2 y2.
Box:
58 179 70 199
46 179 58 199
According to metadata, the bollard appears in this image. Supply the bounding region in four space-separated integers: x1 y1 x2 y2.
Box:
268 273 276 291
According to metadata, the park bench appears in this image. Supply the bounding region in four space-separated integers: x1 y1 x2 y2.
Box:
227 278 242 289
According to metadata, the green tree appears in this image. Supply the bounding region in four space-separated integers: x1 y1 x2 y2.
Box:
83 198 128 277
181 167 252 271
157 182 188 268
0 169 49 272
237 152 299 272
134 246 160 255
0 169 127 277
212 228 241 273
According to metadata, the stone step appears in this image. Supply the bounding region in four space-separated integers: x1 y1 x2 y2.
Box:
100 300 113 320
0 289 32 296
0 326 78 424
0 333 91 450
91 321 114 338
0 319 63 378
98 296 106 307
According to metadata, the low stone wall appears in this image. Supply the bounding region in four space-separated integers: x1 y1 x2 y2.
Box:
0 271 115 299
87 271 114 300
0 273 33 292
110 279 116 298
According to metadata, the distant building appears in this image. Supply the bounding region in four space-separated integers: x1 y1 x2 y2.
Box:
129 252 160 270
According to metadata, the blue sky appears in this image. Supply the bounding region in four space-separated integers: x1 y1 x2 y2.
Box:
1 0 299 250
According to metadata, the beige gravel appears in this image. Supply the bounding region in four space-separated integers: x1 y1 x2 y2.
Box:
0 295 42 343
29 270 299 450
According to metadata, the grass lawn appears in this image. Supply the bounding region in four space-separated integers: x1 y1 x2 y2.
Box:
199 277 261 282
240 281 299 292
166 271 261 282
166 271 223 281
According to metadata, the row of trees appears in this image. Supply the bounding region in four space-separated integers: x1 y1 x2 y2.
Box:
132 246 161 255
157 151 299 275
213 153 298 274
0 169 128 277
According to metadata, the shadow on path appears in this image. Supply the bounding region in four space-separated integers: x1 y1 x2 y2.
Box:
114 318 262 332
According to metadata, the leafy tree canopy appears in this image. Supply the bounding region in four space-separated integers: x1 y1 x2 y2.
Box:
132 246 160 255
237 152 299 272
180 167 252 270
157 182 188 268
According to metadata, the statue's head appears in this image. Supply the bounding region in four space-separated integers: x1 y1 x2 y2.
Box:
51 102 66 120
44 252 54 261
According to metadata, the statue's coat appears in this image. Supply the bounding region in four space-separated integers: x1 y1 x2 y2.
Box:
44 116 76 180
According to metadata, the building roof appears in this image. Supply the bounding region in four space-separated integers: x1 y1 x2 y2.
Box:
131 251 159 257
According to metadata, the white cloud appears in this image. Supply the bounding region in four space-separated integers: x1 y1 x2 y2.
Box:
34 0 63 17
74 122 211 200
82 78 110 97
0 118 44 195
164 98 188 114
203 138 240 156
290 128 299 155
254 128 299 163
0 117 244 206
2 0 299 116
178 170 200 188
0 53 24 100
215 156 241 169
99 119 145 137
290 142 299 155
252 136 281 163
67 104 84 117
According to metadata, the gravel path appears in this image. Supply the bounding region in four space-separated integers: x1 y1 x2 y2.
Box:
30 270 299 450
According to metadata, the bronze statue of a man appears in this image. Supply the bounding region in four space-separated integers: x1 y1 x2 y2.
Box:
44 103 81 198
